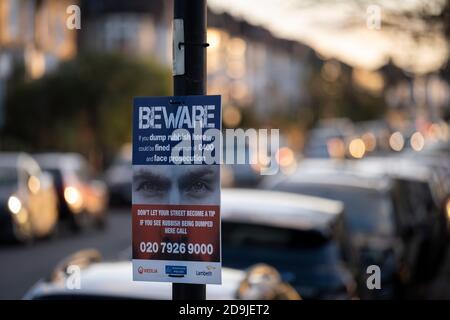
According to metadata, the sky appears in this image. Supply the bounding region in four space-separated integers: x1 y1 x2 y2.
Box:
208 0 448 74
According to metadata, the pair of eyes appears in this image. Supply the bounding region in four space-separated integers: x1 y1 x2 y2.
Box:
135 178 213 198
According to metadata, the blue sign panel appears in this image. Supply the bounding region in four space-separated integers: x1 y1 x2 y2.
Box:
133 95 221 165
165 265 187 277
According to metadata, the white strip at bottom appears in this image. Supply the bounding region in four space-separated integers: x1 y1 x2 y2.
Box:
132 259 222 284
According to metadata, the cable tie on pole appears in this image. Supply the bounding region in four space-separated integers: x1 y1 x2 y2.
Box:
178 42 210 50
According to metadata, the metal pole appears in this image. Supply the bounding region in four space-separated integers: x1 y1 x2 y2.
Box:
172 0 207 300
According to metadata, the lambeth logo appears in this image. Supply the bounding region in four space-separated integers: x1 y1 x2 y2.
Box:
196 266 214 277
196 270 213 276
138 266 144 274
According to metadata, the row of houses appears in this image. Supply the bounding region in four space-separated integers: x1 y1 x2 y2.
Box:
0 0 76 78
1 0 447 127
79 0 313 123
0 0 77 127
0 0 313 127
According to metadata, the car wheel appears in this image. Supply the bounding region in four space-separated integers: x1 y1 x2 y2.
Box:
69 212 89 232
13 220 34 245
46 221 60 240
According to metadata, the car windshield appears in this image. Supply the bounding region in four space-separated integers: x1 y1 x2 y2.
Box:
0 167 18 187
275 183 395 237
222 221 347 299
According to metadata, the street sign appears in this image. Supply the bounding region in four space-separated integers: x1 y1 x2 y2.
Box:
173 19 185 76
132 95 222 285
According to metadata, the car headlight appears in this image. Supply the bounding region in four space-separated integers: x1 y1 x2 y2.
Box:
64 186 83 211
7 196 22 214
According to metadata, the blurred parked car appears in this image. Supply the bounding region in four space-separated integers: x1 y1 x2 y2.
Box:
267 156 450 294
104 144 132 205
24 249 299 300
34 153 108 230
262 161 410 299
221 188 356 299
0 152 58 242
405 141 450 194
353 157 450 282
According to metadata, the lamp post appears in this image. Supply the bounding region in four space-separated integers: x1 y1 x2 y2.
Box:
172 0 208 301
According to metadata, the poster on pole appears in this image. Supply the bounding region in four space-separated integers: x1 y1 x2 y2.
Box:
132 95 222 284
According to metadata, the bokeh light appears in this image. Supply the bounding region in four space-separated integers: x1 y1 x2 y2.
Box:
223 106 242 127
327 138 346 159
361 132 377 152
410 131 425 151
28 176 41 194
389 131 405 152
348 138 365 159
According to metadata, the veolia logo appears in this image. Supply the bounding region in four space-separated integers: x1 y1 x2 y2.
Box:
138 266 158 274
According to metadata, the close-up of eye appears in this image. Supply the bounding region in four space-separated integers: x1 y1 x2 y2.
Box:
135 177 169 197
184 179 213 198
137 181 158 192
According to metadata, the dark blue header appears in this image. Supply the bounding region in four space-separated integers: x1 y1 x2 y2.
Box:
132 95 221 165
